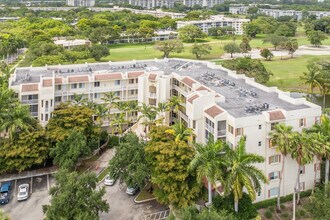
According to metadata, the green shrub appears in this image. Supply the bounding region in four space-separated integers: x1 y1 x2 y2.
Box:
281 212 289 218
213 193 257 220
268 206 275 212
280 204 285 210
108 135 119 148
264 209 273 219
298 208 306 217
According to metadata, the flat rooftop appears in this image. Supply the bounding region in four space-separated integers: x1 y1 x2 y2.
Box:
12 59 311 118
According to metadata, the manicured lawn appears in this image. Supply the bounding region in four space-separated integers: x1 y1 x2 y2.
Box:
262 55 330 92
135 182 156 202
97 166 110 182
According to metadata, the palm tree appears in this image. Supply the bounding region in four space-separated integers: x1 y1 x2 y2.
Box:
157 102 169 125
269 124 295 213
225 136 268 213
315 67 330 111
168 96 183 114
0 105 34 140
189 139 228 206
167 121 194 143
110 113 127 144
300 63 320 95
138 103 157 133
102 91 120 120
308 115 330 183
291 131 315 204
94 104 108 126
71 93 87 106
126 100 139 127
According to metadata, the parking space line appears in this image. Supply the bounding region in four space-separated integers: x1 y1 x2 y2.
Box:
14 179 17 198
30 177 33 194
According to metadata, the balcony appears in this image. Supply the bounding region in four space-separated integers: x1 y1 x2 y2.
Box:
205 124 214 133
217 129 226 137
30 112 38 117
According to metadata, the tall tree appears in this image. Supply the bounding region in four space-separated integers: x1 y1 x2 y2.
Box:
269 124 295 213
191 43 212 59
50 131 90 170
307 30 328 47
263 35 288 50
139 103 158 132
43 169 109 220
108 133 149 188
166 121 194 143
291 131 315 204
189 139 228 206
300 62 321 94
154 40 184 58
260 48 274 61
225 136 267 212
178 25 206 42
89 44 110 61
223 42 241 58
145 126 200 208
282 38 298 58
239 36 252 53
315 63 330 111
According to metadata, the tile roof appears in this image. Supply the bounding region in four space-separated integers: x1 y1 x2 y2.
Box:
187 94 199 104
196 85 210 91
148 73 157 81
55 77 62 84
205 105 224 118
22 84 39 92
43 79 52 87
128 71 144 78
68 75 89 83
269 110 286 121
95 73 122 81
181 77 196 87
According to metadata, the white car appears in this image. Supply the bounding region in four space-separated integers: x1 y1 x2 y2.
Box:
17 184 29 201
104 175 116 186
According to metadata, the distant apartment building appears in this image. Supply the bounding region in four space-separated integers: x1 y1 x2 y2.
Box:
176 16 250 35
112 30 178 44
128 0 175 9
9 58 321 202
0 17 20 22
66 0 95 7
229 6 330 20
182 0 224 8
53 38 91 48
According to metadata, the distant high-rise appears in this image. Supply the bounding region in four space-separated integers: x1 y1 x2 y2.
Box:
66 0 95 7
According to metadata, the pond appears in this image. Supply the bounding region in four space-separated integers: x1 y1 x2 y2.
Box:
290 92 330 109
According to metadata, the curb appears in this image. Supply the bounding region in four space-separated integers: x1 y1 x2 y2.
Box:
133 184 156 204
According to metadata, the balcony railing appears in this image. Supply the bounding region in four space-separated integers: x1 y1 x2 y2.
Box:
149 92 157 99
30 112 38 117
22 99 38 104
217 129 226 137
205 124 214 133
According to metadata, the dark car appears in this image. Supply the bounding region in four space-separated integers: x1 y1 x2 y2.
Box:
0 182 12 204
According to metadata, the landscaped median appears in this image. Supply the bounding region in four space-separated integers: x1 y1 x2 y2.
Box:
134 182 156 203
97 166 111 183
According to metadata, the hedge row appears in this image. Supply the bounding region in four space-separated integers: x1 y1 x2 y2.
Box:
254 189 312 209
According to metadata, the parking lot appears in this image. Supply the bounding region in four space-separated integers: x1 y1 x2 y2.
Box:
1 174 55 220
2 174 168 220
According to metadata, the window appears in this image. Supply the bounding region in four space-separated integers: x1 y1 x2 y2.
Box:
41 113 43 121
269 171 280 180
235 128 244 136
129 79 135 84
258 141 262 147
257 189 261 197
71 83 77 89
268 139 275 148
269 155 281 164
45 101 49 108
299 166 305 175
135 79 138 83
130 90 135 95
269 187 279 198
56 85 62 90
41 100 44 108
271 122 279 130
173 78 179 86
299 118 305 127
50 99 53 107
115 80 120 85
114 91 120 96
94 93 100 99
55 96 62 102
94 82 100 87
205 117 214 130
79 83 85 89
259 125 262 129
193 120 196 129
228 124 234 134
45 114 49 121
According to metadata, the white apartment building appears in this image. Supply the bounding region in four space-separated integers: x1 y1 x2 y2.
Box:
176 16 250 35
182 0 224 8
9 58 321 202
66 0 95 7
229 6 249 15
128 0 175 9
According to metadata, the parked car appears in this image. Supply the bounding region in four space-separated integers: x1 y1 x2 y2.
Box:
126 184 139 196
104 174 117 186
17 184 29 201
0 182 12 204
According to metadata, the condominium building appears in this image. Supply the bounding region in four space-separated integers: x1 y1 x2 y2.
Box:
182 0 224 8
66 0 95 7
229 6 330 20
176 16 250 35
128 0 175 9
9 59 321 202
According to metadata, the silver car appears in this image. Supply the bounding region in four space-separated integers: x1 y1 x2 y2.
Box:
104 175 116 186
126 184 139 195
17 184 29 201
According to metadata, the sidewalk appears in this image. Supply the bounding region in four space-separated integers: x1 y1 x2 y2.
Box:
0 166 57 182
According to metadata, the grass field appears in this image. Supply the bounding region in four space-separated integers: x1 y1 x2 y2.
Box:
262 55 330 92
